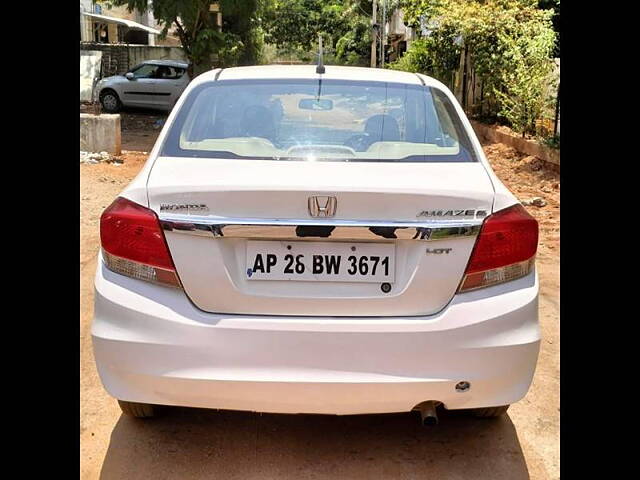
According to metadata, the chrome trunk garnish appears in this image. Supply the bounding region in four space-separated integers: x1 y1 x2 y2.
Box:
159 214 482 242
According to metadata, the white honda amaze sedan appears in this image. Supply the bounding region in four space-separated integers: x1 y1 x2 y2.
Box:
92 65 539 423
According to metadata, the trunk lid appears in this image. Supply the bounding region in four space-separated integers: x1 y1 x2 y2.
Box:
148 156 495 316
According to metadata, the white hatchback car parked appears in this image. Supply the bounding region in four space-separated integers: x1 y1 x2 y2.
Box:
92 65 540 423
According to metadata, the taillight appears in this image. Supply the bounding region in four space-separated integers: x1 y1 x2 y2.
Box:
458 204 538 292
100 197 181 288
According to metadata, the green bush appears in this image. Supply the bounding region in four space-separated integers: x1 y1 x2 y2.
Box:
541 134 560 150
396 0 556 136
389 39 431 73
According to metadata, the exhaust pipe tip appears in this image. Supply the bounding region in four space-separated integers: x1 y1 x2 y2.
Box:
415 401 439 426
422 415 438 426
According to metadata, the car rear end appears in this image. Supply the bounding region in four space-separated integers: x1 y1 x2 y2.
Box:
92 66 540 416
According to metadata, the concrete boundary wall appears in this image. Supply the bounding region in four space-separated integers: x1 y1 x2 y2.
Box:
470 120 560 167
80 43 187 77
80 50 102 102
80 114 121 155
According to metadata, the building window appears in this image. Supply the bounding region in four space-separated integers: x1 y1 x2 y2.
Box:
94 22 109 43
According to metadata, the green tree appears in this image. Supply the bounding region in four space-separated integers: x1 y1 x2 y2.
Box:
395 0 556 135
261 0 373 65
106 0 263 74
217 0 264 67
493 5 556 134
538 0 560 57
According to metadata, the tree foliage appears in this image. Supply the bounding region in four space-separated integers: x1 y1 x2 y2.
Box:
261 0 372 65
106 0 263 73
217 0 264 67
537 0 560 57
395 0 556 135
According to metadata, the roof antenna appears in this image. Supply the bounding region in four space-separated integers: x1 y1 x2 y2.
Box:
316 35 325 74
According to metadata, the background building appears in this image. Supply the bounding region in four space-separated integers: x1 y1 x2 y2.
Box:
80 1 180 46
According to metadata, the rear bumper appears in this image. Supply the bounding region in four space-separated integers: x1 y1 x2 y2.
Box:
92 257 540 415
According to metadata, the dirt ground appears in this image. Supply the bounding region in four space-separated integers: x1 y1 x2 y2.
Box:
80 114 559 479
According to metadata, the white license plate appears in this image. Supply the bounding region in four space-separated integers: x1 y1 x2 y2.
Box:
245 241 395 283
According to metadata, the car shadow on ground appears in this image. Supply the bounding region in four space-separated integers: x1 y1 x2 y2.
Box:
99 407 529 479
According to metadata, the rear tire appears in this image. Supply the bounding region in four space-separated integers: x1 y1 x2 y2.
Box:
100 89 122 113
470 405 510 418
118 400 155 418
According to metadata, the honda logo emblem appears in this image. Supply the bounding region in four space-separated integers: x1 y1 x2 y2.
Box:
308 196 337 217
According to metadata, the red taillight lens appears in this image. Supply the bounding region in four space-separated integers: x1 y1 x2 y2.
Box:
459 204 538 292
100 197 180 287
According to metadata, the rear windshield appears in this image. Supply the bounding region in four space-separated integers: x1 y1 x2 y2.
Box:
162 79 478 163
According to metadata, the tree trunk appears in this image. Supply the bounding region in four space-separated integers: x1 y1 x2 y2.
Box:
461 45 469 111
553 83 560 137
